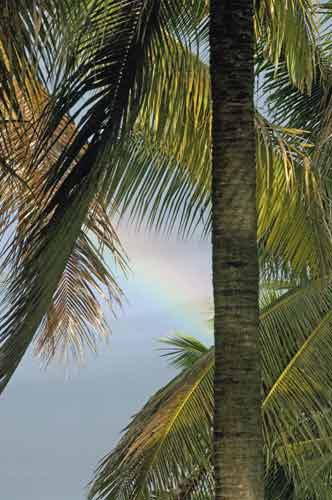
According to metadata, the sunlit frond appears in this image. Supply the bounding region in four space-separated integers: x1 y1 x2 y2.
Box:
0 0 84 127
254 0 318 92
0 0 328 389
34 200 126 364
256 114 332 276
105 44 330 277
261 277 332 496
103 128 211 237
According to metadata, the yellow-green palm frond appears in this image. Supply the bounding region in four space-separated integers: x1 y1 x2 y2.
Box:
256 113 332 277
34 200 126 364
261 281 332 472
260 278 332 497
0 0 327 391
103 128 211 237
254 0 319 92
88 344 214 500
258 46 332 277
0 1 212 392
0 0 77 114
89 276 332 499
105 44 330 275
159 335 209 370
98 37 210 236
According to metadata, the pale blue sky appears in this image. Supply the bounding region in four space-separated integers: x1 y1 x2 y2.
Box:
0 226 212 500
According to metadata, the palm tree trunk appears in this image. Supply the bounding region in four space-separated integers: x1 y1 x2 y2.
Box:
210 2 264 499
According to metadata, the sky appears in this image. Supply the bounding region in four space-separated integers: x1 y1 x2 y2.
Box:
0 224 212 500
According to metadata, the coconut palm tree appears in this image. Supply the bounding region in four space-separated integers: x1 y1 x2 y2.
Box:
101 5 332 496
88 275 332 499
0 2 330 499
0 0 326 375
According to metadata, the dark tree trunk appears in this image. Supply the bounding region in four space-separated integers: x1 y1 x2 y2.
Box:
210 2 264 500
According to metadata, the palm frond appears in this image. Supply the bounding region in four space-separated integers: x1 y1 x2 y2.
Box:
265 462 296 500
103 128 211 237
256 113 332 276
0 0 79 120
0 75 128 365
261 278 332 488
34 200 126 363
104 44 330 277
89 275 332 498
0 0 205 391
254 0 319 92
159 335 209 370
0 0 327 387
100 36 210 237
88 348 214 500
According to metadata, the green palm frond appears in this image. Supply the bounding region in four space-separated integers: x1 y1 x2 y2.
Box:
259 57 328 133
0 0 327 388
88 346 214 500
103 128 211 237
256 47 332 277
89 274 332 499
0 0 81 138
159 335 209 370
260 280 332 477
105 45 331 275
254 0 318 92
0 0 206 391
166 0 320 92
168 464 213 500
256 113 332 276
100 37 210 236
259 278 332 495
259 40 332 167
265 462 296 500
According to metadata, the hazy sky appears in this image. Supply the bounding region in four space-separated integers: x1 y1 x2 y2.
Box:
0 225 212 500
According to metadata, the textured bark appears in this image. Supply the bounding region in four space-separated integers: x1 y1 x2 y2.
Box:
210 2 263 500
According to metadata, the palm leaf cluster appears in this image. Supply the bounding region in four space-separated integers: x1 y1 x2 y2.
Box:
0 0 223 388
0 79 126 366
1 1 332 499
0 0 331 451
89 277 332 499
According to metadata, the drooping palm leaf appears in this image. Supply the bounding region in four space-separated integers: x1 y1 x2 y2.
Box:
159 335 209 370
88 345 214 500
0 0 208 391
0 76 127 364
254 0 318 92
34 200 126 363
89 276 332 499
103 42 332 276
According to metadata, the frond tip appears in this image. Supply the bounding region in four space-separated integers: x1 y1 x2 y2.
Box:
34 203 126 364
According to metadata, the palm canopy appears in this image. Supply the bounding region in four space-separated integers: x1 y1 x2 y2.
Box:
0 0 329 389
0 80 127 364
88 276 332 500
